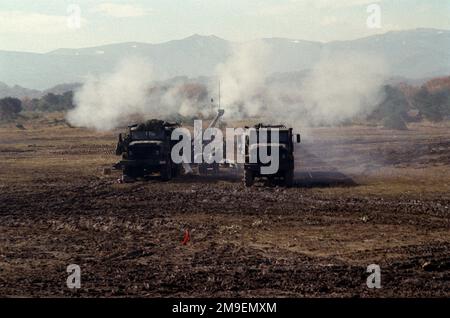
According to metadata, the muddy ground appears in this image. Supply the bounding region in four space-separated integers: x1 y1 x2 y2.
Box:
0 120 449 297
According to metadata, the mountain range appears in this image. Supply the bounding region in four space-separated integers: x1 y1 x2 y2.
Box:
0 28 449 91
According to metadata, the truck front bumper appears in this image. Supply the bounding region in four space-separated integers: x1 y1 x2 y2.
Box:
116 159 165 169
244 162 293 176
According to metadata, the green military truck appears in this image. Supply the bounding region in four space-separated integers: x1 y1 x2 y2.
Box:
243 124 301 187
115 119 181 181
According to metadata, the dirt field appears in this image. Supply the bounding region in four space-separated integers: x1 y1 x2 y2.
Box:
0 118 449 297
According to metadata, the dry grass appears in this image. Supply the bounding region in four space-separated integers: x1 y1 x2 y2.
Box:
0 115 449 297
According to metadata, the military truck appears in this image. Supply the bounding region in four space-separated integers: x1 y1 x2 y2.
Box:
115 119 181 181
243 124 300 187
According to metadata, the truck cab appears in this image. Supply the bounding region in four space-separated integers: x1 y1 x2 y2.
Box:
243 124 300 187
115 120 181 181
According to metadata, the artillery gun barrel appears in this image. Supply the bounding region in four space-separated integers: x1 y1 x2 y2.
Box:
207 109 225 129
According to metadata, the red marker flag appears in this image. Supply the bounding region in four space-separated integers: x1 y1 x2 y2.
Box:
182 229 190 245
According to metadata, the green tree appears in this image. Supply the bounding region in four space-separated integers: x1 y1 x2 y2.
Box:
35 92 74 112
413 87 450 121
371 85 410 129
0 97 22 119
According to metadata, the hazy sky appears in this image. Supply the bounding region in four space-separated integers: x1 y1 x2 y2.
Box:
0 0 449 52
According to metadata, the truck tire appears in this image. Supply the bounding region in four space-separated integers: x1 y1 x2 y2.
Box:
161 162 172 181
124 166 140 180
199 163 208 175
244 169 254 187
212 163 219 175
284 169 294 187
172 164 181 178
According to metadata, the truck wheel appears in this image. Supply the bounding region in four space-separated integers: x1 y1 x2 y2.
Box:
124 167 138 180
244 169 254 187
199 163 208 175
161 162 172 181
172 164 180 178
284 169 294 187
212 163 219 175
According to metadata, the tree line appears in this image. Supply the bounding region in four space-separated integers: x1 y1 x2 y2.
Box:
370 84 450 129
1 83 450 127
0 92 75 120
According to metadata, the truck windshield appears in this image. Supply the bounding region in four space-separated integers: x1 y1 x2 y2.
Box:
131 131 165 140
278 132 289 144
256 131 289 144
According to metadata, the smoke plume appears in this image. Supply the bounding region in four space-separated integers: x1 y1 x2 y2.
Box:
216 41 271 118
67 56 211 130
67 44 388 131
298 52 387 126
216 43 388 127
67 57 155 130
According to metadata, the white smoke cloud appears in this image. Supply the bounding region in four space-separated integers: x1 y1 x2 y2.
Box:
67 56 212 130
216 41 271 118
298 52 387 126
67 56 155 130
68 45 388 131
160 84 210 118
216 42 387 127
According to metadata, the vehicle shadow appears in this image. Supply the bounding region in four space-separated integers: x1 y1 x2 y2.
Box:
293 171 357 188
140 170 357 188
153 172 242 184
